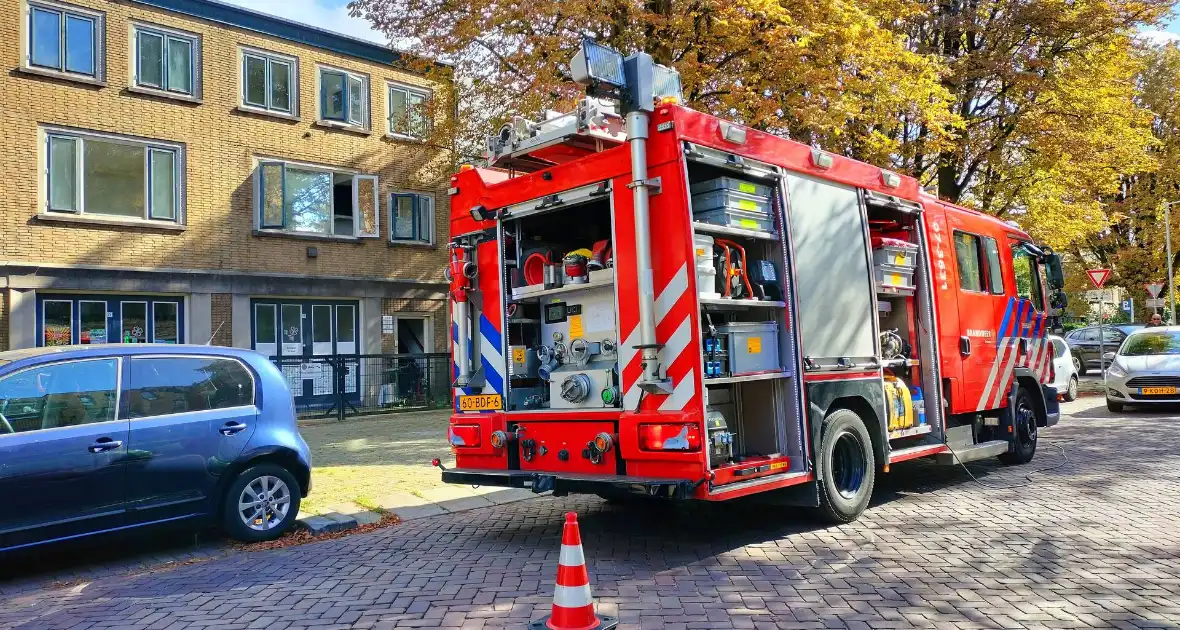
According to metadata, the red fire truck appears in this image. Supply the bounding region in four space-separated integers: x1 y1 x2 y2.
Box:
438 41 1064 522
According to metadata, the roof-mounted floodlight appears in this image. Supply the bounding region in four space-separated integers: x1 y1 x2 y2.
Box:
570 39 626 89
652 64 683 104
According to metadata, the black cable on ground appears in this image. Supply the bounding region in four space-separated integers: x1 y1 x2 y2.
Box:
944 440 1070 490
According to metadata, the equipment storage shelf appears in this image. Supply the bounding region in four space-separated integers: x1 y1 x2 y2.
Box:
510 268 614 301
704 370 792 386
888 424 933 440
692 222 778 242
700 298 786 309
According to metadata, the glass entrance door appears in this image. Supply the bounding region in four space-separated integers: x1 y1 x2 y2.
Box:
251 299 360 409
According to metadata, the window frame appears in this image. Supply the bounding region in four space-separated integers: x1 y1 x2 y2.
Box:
124 355 257 422
238 46 298 118
130 22 200 100
254 157 379 239
0 357 123 436
22 0 105 84
390 191 434 245
1009 242 1046 311
41 127 185 226
952 230 988 294
386 81 431 140
982 236 1004 295
317 64 370 131
151 301 181 344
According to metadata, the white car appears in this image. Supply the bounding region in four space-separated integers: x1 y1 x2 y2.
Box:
1104 326 1180 412
1048 335 1079 402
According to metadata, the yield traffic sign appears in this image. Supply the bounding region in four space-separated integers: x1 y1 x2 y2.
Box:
1146 282 1165 298
1087 269 1111 288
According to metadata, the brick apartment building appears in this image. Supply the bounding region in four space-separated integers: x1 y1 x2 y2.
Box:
0 0 453 402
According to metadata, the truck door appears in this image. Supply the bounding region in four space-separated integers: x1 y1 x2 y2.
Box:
947 227 1008 411
1002 241 1050 393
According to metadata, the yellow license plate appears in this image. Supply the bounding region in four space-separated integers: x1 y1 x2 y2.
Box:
1139 387 1176 395
458 394 502 411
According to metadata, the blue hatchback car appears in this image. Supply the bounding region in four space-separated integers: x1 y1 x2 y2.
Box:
0 344 311 552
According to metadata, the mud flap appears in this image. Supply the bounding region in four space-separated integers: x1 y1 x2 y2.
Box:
744 479 820 508
1041 384 1060 427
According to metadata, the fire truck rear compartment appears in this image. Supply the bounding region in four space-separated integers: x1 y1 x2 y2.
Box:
502 192 619 413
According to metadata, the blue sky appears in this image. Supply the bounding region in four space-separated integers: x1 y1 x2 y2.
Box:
223 0 386 43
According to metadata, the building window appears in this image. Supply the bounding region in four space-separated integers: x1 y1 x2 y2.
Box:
25 1 103 80
44 129 182 223
241 48 295 115
319 67 368 129
391 193 433 244
387 83 430 139
133 24 198 96
256 160 378 238
37 295 184 347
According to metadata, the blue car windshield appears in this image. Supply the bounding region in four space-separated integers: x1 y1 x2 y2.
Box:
1121 332 1180 356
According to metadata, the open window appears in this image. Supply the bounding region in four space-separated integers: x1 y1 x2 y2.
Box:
256 160 378 238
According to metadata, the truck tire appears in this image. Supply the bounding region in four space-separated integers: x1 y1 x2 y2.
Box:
815 408 875 524
998 387 1037 465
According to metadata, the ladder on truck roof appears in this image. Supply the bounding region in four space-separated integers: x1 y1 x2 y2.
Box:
484 97 627 172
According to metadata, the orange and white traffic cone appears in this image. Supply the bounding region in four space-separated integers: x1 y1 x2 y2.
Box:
529 512 617 630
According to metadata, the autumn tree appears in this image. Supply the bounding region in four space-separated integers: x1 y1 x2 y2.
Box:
899 0 1168 248
1072 43 1180 318
348 0 957 163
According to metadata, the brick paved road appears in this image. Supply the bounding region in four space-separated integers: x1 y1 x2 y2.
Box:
2 398 1179 629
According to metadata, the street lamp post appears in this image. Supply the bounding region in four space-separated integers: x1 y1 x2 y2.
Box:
1166 201 1180 324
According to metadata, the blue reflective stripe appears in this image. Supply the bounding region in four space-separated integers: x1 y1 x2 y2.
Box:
477 315 504 395
996 297 1016 345
478 315 503 351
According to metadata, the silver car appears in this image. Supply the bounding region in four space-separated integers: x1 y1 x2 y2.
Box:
1105 326 1180 412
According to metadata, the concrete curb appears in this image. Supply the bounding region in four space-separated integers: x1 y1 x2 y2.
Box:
295 486 541 536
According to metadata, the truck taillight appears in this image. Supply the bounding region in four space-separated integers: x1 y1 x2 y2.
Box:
638 423 701 452
448 424 481 448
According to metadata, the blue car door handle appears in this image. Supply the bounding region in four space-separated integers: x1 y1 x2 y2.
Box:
88 437 123 453
219 422 248 436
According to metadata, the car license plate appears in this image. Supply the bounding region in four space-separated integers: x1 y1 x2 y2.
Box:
458 394 502 411
1139 387 1177 396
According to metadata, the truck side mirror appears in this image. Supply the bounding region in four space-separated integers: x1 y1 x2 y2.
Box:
1045 253 1065 289
1050 289 1068 310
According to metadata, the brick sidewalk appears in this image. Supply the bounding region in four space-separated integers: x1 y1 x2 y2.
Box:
2 400 1179 629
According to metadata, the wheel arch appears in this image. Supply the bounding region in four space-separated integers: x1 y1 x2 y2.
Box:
1013 367 1048 426
213 446 312 520
805 380 886 477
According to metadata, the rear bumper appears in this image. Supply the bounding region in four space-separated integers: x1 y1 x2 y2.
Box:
441 468 700 500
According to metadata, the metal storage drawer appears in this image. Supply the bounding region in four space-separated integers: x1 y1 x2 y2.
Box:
875 263 916 293
717 322 780 375
690 176 773 199
694 207 774 232
692 189 772 215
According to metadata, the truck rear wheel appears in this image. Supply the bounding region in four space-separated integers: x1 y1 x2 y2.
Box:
815 408 875 524
998 387 1037 465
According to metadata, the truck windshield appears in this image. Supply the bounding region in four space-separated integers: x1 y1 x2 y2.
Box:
1121 332 1180 356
